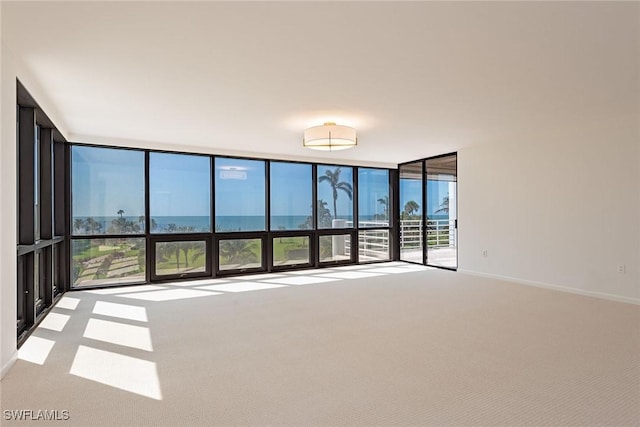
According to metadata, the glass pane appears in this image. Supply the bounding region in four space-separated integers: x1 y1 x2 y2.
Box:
34 251 40 302
319 234 351 263
150 153 211 233
399 162 423 263
426 155 457 269
72 146 145 235
155 241 207 276
270 162 312 230
317 165 353 229
215 158 265 232
53 243 61 295
72 238 145 287
273 236 310 266
358 230 390 261
34 126 40 241
358 168 389 227
219 238 262 270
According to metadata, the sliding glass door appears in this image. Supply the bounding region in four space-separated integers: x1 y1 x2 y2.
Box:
399 153 457 269
399 161 423 263
425 154 457 269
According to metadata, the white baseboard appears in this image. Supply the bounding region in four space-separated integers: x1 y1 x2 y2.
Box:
458 269 640 305
1 350 18 379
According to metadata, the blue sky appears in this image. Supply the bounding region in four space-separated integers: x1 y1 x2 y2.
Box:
270 162 312 217
215 157 265 217
73 147 392 219
151 153 210 217
400 179 451 216
72 146 145 217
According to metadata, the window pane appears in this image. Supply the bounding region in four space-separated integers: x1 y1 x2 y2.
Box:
72 238 145 287
72 146 145 235
273 236 310 266
150 153 211 233
215 158 265 232
359 230 390 261
270 162 312 230
155 241 207 276
426 154 457 269
399 162 423 263
34 126 40 241
219 238 262 271
358 168 389 227
319 234 351 263
317 165 353 229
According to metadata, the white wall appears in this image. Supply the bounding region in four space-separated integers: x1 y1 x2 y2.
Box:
458 115 640 303
0 38 18 380
0 42 68 378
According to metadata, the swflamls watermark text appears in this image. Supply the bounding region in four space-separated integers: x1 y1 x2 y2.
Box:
3 409 70 421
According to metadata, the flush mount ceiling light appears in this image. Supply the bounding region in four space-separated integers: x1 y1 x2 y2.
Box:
303 122 357 151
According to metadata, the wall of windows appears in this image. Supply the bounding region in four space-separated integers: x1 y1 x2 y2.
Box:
16 83 67 343
70 145 395 286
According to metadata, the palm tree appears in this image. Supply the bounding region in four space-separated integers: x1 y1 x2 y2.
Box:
85 217 102 234
117 209 124 218
318 167 352 220
180 241 205 269
317 199 332 228
435 195 449 214
403 200 420 217
73 218 86 234
160 241 181 270
299 199 332 229
377 195 389 220
219 240 256 265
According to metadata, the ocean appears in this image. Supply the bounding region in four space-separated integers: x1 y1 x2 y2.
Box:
72 214 449 234
73 215 313 233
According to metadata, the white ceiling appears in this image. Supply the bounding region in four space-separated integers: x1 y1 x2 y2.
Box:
2 1 638 167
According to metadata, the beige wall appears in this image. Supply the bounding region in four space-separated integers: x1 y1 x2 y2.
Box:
458 115 640 303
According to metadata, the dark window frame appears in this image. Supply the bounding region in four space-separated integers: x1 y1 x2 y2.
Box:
216 233 266 276
16 81 67 346
67 144 395 286
150 234 212 281
397 152 458 271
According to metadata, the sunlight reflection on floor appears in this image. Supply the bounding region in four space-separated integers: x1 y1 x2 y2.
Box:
70 345 162 400
18 336 56 365
17 261 436 402
83 318 153 351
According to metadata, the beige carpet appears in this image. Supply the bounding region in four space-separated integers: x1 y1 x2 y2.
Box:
2 262 639 426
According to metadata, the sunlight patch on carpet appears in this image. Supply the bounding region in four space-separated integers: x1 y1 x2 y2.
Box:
85 285 167 295
38 312 71 332
18 336 55 365
314 271 386 280
83 319 153 351
70 346 162 400
198 281 287 293
117 289 220 302
55 296 80 310
261 276 339 286
93 301 148 322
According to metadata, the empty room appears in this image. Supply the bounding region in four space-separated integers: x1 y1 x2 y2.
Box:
1 2 638 426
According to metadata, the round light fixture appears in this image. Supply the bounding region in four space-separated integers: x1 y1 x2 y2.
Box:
303 122 357 151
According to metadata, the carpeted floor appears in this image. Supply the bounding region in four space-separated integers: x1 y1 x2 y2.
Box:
2 262 639 426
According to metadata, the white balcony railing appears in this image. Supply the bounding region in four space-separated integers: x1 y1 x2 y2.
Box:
341 219 455 261
400 219 456 248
